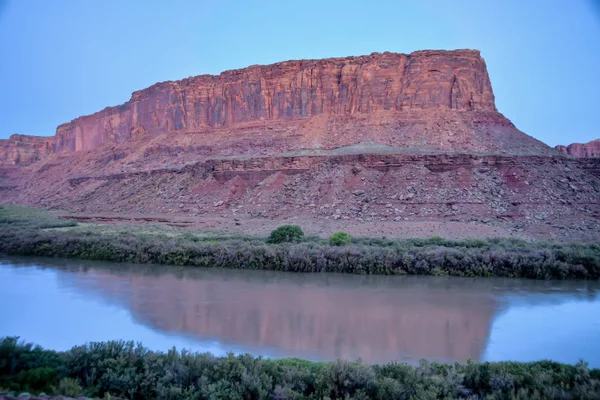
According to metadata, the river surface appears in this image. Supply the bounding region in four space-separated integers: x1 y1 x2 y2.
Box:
1 256 599 366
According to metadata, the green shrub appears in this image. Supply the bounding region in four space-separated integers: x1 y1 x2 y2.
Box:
329 231 352 246
53 377 82 397
0 337 63 393
0 338 599 399
429 236 445 245
267 225 304 244
319 359 375 399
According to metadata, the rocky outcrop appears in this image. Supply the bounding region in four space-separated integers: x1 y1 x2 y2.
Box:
555 139 600 158
53 50 497 153
0 134 54 166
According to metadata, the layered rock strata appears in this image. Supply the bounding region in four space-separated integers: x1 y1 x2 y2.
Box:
0 134 53 166
53 50 498 153
556 140 600 158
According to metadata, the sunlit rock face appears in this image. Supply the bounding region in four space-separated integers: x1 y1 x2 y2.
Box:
556 140 600 158
52 50 500 153
0 134 54 166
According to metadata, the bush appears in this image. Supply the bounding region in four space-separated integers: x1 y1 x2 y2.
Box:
0 337 62 393
267 225 304 244
1 206 600 279
53 377 82 397
0 338 599 399
329 231 352 246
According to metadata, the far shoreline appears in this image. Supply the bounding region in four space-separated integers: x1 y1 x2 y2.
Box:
0 205 598 280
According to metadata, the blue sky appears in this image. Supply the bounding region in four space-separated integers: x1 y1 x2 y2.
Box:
0 0 599 146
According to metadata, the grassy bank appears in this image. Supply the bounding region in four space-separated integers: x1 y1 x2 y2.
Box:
0 205 599 279
1 337 599 400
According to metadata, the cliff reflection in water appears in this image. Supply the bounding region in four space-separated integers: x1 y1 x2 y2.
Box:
52 262 497 364
12 258 600 364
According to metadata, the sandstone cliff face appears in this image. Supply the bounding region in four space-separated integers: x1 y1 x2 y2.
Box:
0 134 54 166
555 139 600 158
54 50 497 153
3 50 598 242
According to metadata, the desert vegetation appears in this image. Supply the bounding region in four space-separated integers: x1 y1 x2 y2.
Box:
1 337 599 399
0 205 599 280
267 225 305 244
329 231 352 246
0 205 77 229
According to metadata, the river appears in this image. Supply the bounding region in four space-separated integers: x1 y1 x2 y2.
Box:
1 256 599 366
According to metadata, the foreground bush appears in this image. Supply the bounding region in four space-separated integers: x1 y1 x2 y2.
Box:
268 225 305 244
0 337 598 399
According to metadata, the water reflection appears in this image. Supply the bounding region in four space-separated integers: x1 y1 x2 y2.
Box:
1 256 599 365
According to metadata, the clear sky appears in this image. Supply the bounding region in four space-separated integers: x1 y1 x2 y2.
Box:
0 0 599 146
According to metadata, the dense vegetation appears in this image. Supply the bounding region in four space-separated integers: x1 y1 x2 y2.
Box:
0 205 599 280
1 337 599 399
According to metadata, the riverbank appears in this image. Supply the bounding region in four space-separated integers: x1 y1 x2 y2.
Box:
1 337 599 399
0 205 598 279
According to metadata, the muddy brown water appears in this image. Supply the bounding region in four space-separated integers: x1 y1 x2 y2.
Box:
1 256 599 366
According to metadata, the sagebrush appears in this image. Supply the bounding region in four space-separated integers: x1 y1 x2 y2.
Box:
1 337 599 399
0 228 598 279
1 205 599 280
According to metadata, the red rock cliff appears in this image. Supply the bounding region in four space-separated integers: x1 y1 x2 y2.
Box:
0 134 54 166
54 50 497 153
555 139 600 158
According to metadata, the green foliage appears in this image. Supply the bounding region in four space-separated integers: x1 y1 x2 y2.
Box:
429 235 445 245
268 225 305 244
1 227 599 279
53 377 82 397
0 205 77 229
329 231 352 246
0 337 62 393
1 206 600 279
0 337 599 399
319 359 375 398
